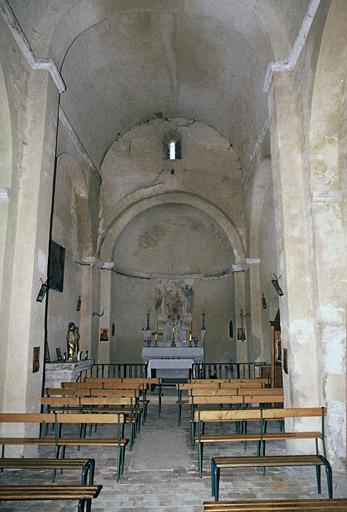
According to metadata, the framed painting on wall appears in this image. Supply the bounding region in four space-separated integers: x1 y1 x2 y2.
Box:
48 241 65 292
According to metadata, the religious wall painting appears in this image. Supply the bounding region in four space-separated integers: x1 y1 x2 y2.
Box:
154 280 194 322
99 328 109 341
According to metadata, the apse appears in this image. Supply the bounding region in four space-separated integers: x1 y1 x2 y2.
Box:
110 203 236 363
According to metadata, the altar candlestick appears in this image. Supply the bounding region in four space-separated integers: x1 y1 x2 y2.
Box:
201 311 206 330
145 310 151 330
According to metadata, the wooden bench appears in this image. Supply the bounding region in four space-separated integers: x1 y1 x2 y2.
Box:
65 379 151 420
0 457 95 484
190 390 284 452
176 379 269 425
0 412 128 481
85 377 162 416
0 484 102 512
42 395 141 447
209 407 332 501
195 406 323 475
203 498 347 511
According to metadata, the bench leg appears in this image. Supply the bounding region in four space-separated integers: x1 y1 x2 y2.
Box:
158 384 162 416
191 421 195 449
316 464 321 494
78 498 86 512
211 459 215 497
1 444 4 472
198 441 203 477
86 498 92 512
322 458 333 499
117 445 122 481
215 466 220 501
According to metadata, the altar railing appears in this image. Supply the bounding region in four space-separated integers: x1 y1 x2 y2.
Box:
78 363 147 381
191 362 268 380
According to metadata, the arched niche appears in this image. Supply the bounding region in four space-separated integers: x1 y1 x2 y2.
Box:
100 191 245 264
109 202 237 364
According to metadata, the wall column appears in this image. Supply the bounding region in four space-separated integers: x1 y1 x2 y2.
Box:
97 269 111 363
268 73 322 418
234 271 248 362
1 71 59 418
79 263 99 359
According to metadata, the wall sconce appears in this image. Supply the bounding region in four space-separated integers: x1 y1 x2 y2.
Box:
36 280 49 302
271 274 284 296
261 294 267 309
76 296 81 311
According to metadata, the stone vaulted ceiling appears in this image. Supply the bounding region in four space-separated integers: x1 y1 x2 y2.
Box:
9 0 310 170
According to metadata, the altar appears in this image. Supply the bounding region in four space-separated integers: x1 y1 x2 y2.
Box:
142 346 204 378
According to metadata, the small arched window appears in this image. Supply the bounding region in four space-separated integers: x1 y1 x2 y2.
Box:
163 133 182 160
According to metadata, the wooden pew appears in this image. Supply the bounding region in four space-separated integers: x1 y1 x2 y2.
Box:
0 484 102 512
0 412 128 481
42 396 140 449
203 499 347 511
188 390 284 450
176 380 269 425
209 407 331 500
0 457 95 484
85 377 162 417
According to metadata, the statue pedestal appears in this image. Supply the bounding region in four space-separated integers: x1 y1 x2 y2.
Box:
44 359 94 388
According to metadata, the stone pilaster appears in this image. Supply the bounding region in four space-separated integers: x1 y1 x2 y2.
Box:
269 73 322 415
1 72 59 420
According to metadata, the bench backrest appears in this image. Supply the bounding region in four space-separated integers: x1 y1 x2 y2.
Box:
189 396 243 406
190 378 269 385
79 396 134 406
91 389 140 397
42 397 80 406
42 396 134 407
194 406 326 423
46 388 91 396
262 407 326 420
0 413 56 424
195 409 262 422
239 387 283 396
62 381 104 389
190 388 238 397
243 394 284 405
85 377 161 385
55 413 125 424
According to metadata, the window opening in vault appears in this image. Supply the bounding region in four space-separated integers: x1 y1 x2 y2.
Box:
164 139 181 160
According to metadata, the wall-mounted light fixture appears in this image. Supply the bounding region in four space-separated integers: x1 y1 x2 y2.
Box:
261 294 267 309
271 274 284 296
76 296 81 311
36 280 49 302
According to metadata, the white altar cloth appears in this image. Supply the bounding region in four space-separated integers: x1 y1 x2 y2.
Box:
147 358 195 378
142 346 204 362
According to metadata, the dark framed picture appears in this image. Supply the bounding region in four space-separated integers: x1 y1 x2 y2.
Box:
48 241 65 292
99 328 109 341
